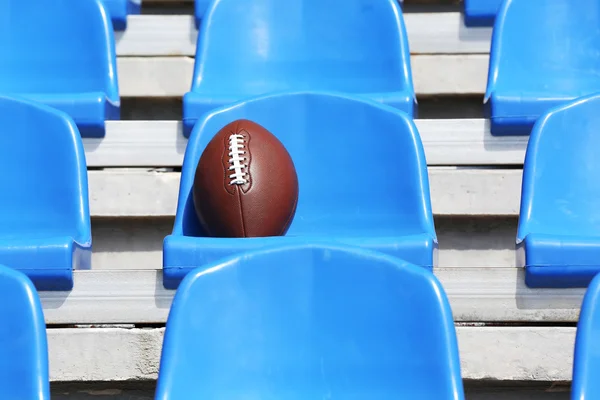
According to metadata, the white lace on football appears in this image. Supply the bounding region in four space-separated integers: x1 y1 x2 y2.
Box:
228 134 248 185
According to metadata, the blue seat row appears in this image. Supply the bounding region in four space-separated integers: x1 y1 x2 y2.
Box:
6 242 600 399
188 0 600 138
3 88 600 292
4 0 594 140
179 91 600 290
0 245 465 399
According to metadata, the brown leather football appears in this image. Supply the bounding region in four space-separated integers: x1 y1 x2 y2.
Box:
192 119 299 238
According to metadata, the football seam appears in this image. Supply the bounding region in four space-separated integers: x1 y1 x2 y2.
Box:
236 188 247 237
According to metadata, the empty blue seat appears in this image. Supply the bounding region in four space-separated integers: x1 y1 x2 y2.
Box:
156 244 465 400
484 0 600 136
164 91 435 288
103 0 141 30
517 93 600 288
0 265 50 400
573 272 600 399
183 0 416 135
0 96 91 291
0 0 120 138
464 0 503 26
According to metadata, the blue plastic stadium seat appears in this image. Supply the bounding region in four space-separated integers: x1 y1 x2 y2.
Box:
572 273 600 399
0 0 120 138
164 91 435 288
194 0 210 28
102 0 141 30
183 0 416 135
464 0 503 27
156 244 465 400
484 0 600 136
0 265 50 400
0 96 91 291
517 94 600 288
